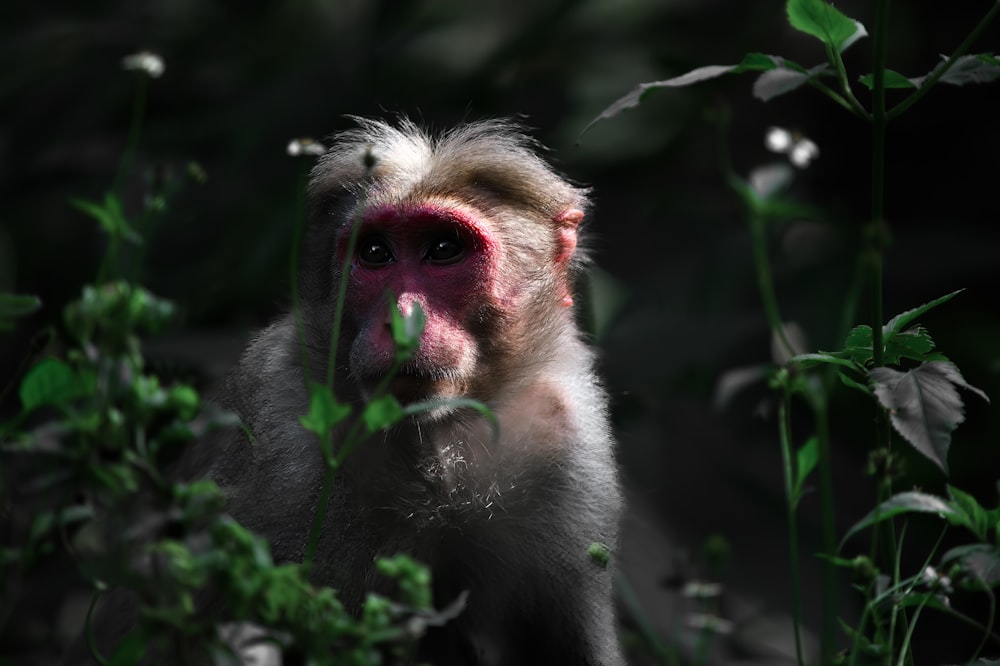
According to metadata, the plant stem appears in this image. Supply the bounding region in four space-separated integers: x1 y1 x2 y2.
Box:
304 431 336 570
112 75 147 197
326 218 361 389
887 2 1000 120
748 211 795 358
813 401 838 659
747 203 837 658
870 0 889 373
778 387 806 666
826 43 871 119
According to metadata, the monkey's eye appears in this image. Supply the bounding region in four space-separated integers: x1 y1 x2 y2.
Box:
426 236 465 264
359 238 394 266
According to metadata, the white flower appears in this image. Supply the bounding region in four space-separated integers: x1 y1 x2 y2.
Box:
686 613 734 635
681 580 724 599
286 138 328 157
765 126 819 168
122 51 165 78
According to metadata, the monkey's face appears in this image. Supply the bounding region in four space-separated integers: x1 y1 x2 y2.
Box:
339 200 505 403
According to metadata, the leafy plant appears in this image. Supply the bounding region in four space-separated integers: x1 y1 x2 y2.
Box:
0 51 467 665
592 0 999 664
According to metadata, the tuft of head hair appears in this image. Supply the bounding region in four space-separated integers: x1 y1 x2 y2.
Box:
307 117 589 224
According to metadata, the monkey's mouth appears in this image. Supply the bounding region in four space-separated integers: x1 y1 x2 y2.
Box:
360 365 458 403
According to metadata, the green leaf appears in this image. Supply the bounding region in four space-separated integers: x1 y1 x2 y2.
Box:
362 395 405 432
840 491 958 551
588 542 612 569
883 290 962 336
793 436 819 499
19 357 95 412
947 485 990 540
790 352 859 371
753 62 831 102
587 53 785 130
941 544 1000 588
70 193 141 244
107 629 148 666
298 383 351 436
390 299 425 362
858 69 918 90
0 293 41 331
786 0 867 53
884 326 936 364
403 397 499 438
869 361 989 474
168 385 201 421
911 53 1000 88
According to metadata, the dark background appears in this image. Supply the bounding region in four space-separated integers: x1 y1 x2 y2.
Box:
2 1 999 662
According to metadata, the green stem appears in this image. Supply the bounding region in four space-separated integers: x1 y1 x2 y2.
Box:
826 42 871 119
85 590 109 666
748 211 795 358
614 572 680 666
888 2 1000 120
325 218 361 389
970 583 997 661
870 4 905 664
870 0 889 372
112 75 147 196
813 401 838 659
894 602 925 666
805 79 858 115
777 387 806 666
304 435 336 571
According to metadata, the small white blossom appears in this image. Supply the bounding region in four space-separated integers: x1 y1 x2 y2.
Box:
122 51 165 78
921 565 953 593
286 138 328 157
681 580 724 599
765 126 819 168
686 613 734 635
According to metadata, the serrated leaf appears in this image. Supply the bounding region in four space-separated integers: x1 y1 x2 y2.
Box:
858 69 918 90
845 324 873 348
869 361 989 473
884 326 935 364
362 395 405 432
947 485 990 539
840 491 958 550
587 53 784 129
753 62 830 101
298 383 351 436
910 53 1000 88
19 357 95 412
883 290 963 336
786 0 867 53
941 544 1000 588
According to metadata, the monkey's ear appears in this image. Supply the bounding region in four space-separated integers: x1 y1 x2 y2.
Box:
553 208 583 307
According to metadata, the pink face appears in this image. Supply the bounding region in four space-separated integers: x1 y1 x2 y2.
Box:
339 201 501 400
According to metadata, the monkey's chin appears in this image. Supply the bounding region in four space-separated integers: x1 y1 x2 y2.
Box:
364 373 460 408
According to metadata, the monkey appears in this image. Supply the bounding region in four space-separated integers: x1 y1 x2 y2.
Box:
72 118 625 666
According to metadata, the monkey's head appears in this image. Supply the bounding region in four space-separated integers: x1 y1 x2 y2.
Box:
303 118 590 404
